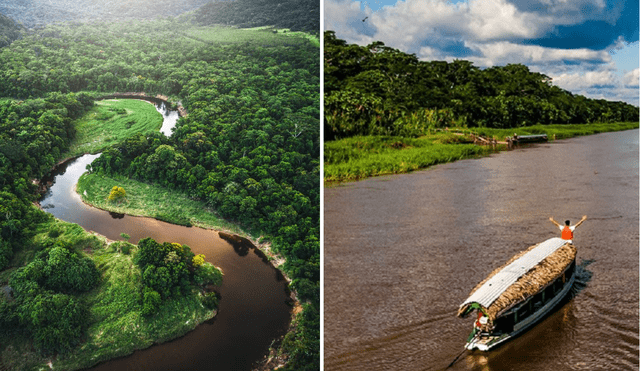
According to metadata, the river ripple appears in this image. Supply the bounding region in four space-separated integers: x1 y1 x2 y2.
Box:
324 130 639 371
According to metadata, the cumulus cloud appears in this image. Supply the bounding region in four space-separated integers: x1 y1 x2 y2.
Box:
465 0 551 41
465 41 611 68
623 68 639 88
324 0 376 45
551 70 619 91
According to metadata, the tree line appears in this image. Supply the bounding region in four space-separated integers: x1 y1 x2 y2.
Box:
194 0 319 34
324 31 639 140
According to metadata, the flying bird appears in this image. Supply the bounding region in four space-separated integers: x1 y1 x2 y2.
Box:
362 17 368 22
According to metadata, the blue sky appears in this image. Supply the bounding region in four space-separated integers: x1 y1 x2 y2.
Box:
325 0 639 106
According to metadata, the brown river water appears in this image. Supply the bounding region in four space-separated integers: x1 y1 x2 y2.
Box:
39 101 292 370
324 130 639 371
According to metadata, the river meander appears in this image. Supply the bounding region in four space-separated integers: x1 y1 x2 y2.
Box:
324 129 638 370
39 100 291 371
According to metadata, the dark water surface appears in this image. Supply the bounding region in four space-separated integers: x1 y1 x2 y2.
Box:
324 130 639 370
39 103 291 371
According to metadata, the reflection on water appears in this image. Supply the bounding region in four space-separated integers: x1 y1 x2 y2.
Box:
154 101 180 137
220 231 251 257
324 130 638 371
108 211 125 219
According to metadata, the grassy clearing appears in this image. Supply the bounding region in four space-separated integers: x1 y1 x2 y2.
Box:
184 25 317 46
324 134 499 183
324 122 639 184
63 99 163 158
77 172 246 236
0 216 216 371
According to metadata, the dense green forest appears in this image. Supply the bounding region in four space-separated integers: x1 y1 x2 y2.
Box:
324 31 639 140
194 0 319 33
0 7 319 370
0 13 21 47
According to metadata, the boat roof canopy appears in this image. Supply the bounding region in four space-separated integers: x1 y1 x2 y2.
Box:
458 238 576 321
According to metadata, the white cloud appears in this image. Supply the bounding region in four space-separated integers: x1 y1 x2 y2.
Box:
547 70 638 106
466 0 549 41
623 68 639 88
363 0 466 51
551 70 618 91
363 0 551 48
462 41 612 72
324 0 375 45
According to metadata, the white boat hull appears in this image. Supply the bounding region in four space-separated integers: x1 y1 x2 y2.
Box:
466 272 575 351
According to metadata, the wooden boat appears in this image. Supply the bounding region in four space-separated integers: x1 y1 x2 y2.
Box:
457 237 576 351
511 134 549 143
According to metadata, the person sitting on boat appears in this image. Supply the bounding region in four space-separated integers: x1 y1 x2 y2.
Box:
474 311 491 333
549 215 587 243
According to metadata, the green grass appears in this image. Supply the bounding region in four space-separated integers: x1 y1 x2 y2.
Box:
63 99 163 158
77 172 247 236
0 216 216 371
469 121 639 141
324 135 499 183
184 25 317 47
324 122 639 184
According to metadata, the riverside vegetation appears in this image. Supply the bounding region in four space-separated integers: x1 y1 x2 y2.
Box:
0 214 222 370
324 32 639 183
0 2 319 370
77 172 243 233
325 122 639 183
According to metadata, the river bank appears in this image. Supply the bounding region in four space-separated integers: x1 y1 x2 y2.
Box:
324 121 639 184
75 172 291 274
0 217 219 371
75 171 302 371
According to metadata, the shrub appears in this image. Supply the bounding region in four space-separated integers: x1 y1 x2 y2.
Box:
194 262 223 286
192 254 205 268
43 246 100 293
22 292 88 353
119 242 133 255
108 186 126 202
201 292 218 309
47 228 61 238
142 287 161 316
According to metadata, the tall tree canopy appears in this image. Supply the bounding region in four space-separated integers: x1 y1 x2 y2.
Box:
324 31 639 140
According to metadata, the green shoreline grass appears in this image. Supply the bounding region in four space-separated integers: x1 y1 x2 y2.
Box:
63 99 163 159
324 122 639 184
77 172 249 237
0 217 216 371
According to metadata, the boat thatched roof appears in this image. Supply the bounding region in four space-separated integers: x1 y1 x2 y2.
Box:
458 238 576 321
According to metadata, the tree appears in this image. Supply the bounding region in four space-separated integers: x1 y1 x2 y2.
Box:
142 287 161 316
108 186 126 202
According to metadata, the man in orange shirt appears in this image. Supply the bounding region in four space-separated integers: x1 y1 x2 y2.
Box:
549 215 587 243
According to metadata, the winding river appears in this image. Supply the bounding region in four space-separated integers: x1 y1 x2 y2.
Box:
39 100 292 371
324 129 638 370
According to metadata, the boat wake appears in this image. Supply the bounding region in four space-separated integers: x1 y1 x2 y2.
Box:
570 258 594 297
